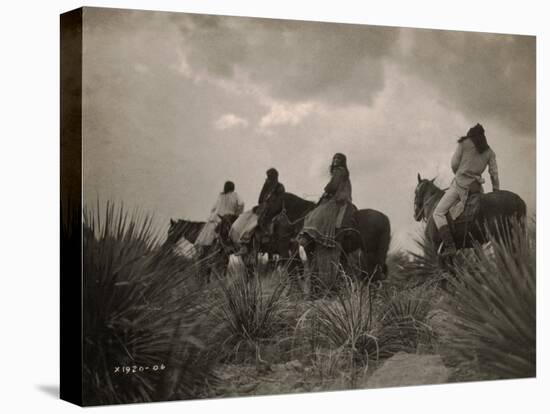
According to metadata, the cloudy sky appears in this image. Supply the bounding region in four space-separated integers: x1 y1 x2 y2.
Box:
82 7 536 251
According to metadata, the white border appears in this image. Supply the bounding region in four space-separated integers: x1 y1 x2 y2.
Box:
0 0 547 412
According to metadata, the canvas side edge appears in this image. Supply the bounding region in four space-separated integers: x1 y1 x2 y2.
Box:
60 7 84 407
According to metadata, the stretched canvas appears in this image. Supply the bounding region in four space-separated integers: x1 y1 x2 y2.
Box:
60 6 536 406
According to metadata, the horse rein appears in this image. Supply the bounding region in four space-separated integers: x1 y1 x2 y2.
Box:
415 182 444 223
273 199 363 246
414 181 429 222
271 199 311 228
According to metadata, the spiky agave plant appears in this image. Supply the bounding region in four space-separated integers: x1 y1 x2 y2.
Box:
444 218 536 380
82 202 217 405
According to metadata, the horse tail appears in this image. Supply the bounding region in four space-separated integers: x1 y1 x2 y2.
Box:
514 194 528 235
517 195 527 219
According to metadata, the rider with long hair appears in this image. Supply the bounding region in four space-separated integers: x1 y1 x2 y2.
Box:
299 153 352 247
433 123 500 256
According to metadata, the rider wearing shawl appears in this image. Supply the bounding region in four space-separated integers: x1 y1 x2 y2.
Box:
433 123 500 256
299 153 352 248
234 168 285 256
257 168 286 230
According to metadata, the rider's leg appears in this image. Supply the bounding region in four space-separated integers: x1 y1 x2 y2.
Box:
235 232 251 256
235 224 254 256
433 187 461 256
235 214 258 256
296 231 312 248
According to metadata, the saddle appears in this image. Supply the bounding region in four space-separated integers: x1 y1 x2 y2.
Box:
446 182 482 227
335 203 358 235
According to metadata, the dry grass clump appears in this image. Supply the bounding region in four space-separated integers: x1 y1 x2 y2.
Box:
376 285 438 358
208 266 295 364
295 275 379 387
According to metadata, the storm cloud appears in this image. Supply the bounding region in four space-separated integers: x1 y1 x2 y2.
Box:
82 7 536 251
397 28 535 135
174 14 400 106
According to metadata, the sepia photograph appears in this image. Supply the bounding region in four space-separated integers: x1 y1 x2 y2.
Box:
60 5 535 407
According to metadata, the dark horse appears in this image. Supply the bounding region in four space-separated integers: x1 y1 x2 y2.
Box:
414 173 526 254
262 192 391 286
213 213 241 270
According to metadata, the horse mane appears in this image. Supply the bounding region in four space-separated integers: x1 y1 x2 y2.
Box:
174 218 204 226
417 179 445 221
282 192 316 220
424 180 444 196
283 192 315 207
167 218 205 245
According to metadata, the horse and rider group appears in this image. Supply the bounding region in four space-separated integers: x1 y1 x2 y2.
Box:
167 123 526 286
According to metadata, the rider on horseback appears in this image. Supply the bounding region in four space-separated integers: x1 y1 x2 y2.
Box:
195 181 244 254
257 168 286 231
433 123 500 257
299 153 353 248
235 168 285 256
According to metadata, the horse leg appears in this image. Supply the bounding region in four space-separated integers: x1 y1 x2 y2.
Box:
311 244 340 298
197 246 210 286
357 250 371 283
244 239 257 278
284 241 305 298
341 249 363 283
368 251 387 283
295 241 316 299
308 248 321 300
267 252 278 275
206 245 217 284
218 251 230 279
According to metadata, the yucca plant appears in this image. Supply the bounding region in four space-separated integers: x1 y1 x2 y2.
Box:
210 266 293 363
297 274 379 387
82 202 217 405
444 219 536 379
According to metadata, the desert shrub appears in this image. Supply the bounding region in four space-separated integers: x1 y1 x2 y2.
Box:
384 250 412 285
297 275 379 387
82 203 217 405
209 266 294 363
444 219 536 379
306 347 356 391
376 285 437 358
397 235 447 287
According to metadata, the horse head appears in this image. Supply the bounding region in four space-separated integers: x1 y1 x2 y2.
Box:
414 173 438 222
165 218 205 246
166 218 185 246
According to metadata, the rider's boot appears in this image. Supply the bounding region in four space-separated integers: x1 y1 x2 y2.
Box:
296 232 311 247
438 225 457 257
